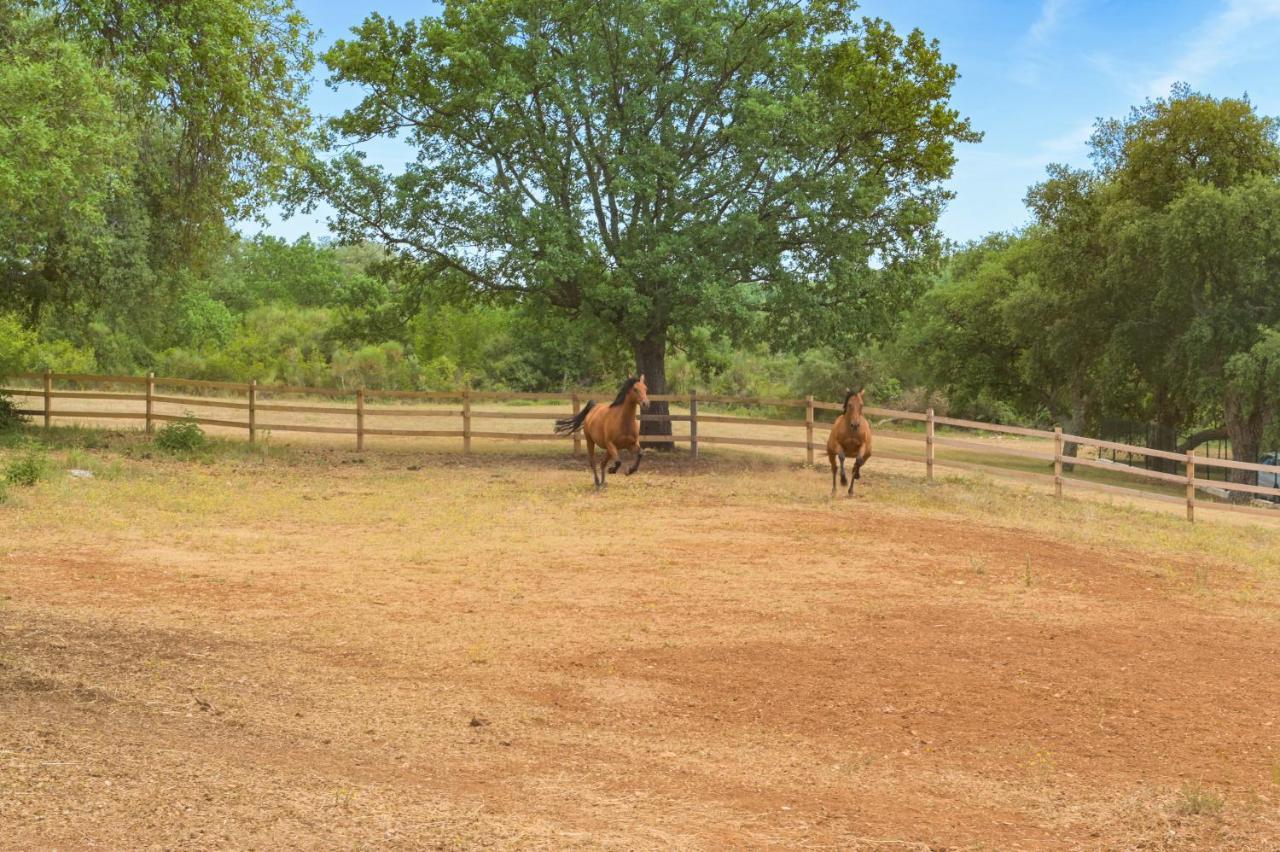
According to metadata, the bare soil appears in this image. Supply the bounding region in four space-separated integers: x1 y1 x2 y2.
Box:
2 445 1280 849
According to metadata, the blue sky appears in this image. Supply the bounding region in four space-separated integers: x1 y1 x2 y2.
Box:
261 0 1280 246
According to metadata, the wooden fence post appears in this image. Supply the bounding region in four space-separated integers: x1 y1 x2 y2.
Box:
248 380 257 443
926 408 935 482
42 368 51 429
571 392 581 456
805 395 814 466
462 388 472 454
356 388 365 452
1054 427 1063 499
1186 449 1196 523
145 371 155 434
690 389 699 460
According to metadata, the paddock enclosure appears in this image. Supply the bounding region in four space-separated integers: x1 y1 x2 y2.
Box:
5 370 1280 525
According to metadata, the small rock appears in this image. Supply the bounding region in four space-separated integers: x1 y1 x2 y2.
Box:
68 469 94 479
469 716 489 728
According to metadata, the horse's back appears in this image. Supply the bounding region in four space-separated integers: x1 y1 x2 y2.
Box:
583 404 638 447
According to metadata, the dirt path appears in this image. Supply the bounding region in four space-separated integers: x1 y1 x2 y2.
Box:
2 451 1279 848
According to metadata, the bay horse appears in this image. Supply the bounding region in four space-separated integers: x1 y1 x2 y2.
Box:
554 375 649 489
827 387 872 497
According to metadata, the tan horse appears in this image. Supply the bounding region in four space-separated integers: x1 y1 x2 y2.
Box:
827 388 872 496
555 376 649 489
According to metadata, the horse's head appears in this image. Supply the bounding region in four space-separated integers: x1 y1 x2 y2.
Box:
633 374 649 408
843 387 865 428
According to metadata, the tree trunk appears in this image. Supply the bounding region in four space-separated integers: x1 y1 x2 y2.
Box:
1055 409 1082 473
1054 390 1088 473
1224 391 1266 503
634 333 674 450
1150 414 1180 475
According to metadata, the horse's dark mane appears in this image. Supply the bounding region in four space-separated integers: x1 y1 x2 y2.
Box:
843 389 858 413
610 377 640 407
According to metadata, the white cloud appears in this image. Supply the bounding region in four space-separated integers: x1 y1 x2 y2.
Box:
1013 0 1080 85
1029 0 1075 43
983 119 1096 170
1035 118 1096 162
1142 0 1280 97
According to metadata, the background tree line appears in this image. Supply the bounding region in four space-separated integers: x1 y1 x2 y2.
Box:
3 1 1278 476
899 85 1280 486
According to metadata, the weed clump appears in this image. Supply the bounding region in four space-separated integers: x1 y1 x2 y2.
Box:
1175 782 1224 816
5 442 48 486
155 414 206 454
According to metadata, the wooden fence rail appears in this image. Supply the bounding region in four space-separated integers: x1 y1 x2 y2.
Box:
3 370 1279 524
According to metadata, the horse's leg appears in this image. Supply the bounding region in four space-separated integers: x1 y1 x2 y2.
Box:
601 442 620 489
828 451 838 497
839 450 848 486
849 448 870 495
625 442 643 475
586 438 600 489
608 455 623 474
853 447 871 480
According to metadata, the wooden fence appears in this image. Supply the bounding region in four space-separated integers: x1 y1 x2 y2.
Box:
4 369 1280 523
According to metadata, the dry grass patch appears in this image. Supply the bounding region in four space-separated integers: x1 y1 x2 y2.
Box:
2 432 1280 848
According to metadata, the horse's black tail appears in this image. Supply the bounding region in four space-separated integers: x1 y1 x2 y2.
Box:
554 400 595 436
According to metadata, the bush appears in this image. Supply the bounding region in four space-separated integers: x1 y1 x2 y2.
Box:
155 414 206 453
5 443 48 486
0 392 29 431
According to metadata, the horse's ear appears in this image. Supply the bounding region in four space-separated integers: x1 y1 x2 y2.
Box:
639 374 645 383
857 387 865 398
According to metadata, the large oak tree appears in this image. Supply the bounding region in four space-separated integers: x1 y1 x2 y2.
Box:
318 0 977 441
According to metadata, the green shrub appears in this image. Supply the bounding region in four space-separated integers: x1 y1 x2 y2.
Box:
5 443 48 486
0 392 29 431
154 414 206 453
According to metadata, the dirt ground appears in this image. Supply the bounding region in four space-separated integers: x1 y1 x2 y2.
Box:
3 437 1280 849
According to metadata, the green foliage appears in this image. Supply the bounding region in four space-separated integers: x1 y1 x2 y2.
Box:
0 6 128 297
332 341 417 390
1093 84 1280 210
319 0 978 390
0 312 95 374
211 235 361 311
895 234 1049 421
904 85 1280 458
0 313 37 376
2 0 316 339
154 415 206 454
58 0 317 254
176 292 237 350
5 441 48 486
0 392 28 431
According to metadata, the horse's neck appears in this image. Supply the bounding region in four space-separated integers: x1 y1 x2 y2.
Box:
619 398 639 425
